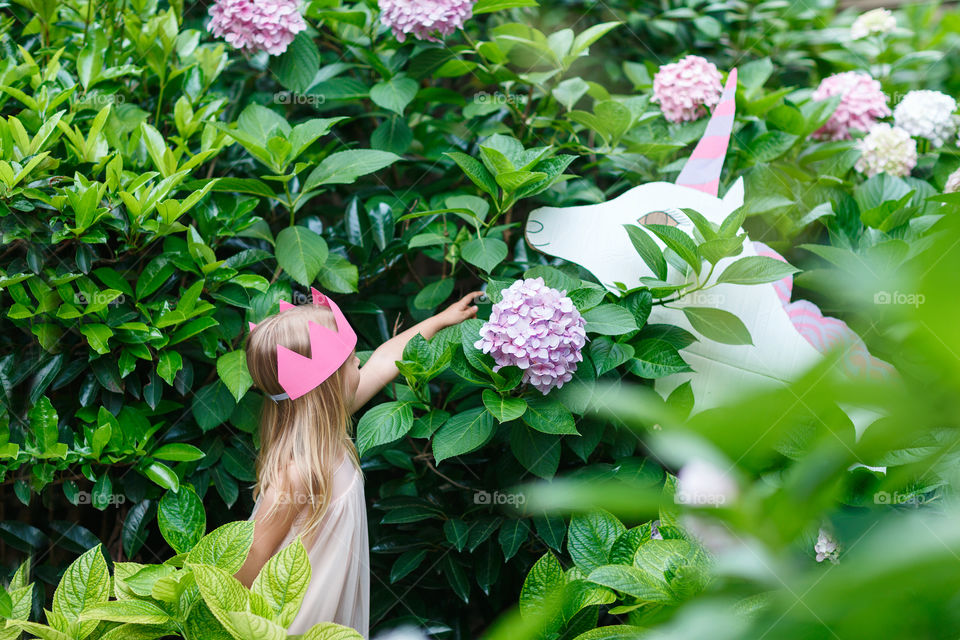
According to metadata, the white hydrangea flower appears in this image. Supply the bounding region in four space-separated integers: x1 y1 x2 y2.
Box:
851 8 896 40
945 167 960 194
893 90 958 147
676 459 739 508
855 124 918 177
815 528 840 564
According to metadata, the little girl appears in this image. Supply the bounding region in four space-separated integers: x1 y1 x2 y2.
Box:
235 287 481 637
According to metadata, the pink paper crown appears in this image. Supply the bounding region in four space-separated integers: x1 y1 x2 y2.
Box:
248 288 357 401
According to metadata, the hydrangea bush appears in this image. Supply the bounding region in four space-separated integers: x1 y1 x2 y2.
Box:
1 0 960 639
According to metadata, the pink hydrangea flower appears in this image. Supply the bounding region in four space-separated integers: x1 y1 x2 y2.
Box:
379 0 475 43
652 55 724 123
474 278 587 394
208 0 306 56
811 71 891 141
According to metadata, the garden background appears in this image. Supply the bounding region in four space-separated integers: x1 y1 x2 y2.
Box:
3 0 960 638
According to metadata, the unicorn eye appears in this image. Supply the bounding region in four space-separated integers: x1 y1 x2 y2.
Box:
637 210 681 227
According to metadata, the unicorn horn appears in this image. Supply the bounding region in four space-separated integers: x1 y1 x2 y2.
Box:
675 68 738 197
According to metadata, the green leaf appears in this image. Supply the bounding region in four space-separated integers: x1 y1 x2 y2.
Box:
567 510 626 573
370 76 419 115
51 544 111 639
300 622 365 639
629 339 691 379
275 226 328 287
623 224 667 280
80 324 113 354
461 237 508 273
318 253 359 294
716 256 798 286
413 278 454 310
644 223 701 275
444 151 499 199
188 521 255 574
252 538 311 628
77 600 173 625
272 32 320 94
682 307 752 345
432 408 495 463
151 443 205 462
143 462 179 492
303 150 400 191
522 396 578 435
158 486 206 554
28 396 59 453
217 351 254 402
356 402 414 456
482 389 527 422
473 0 539 13
582 304 638 335
390 549 428 582
192 381 237 432
510 424 560 479
498 519 530 561
589 337 634 376
157 351 183 385
586 565 674 603
519 552 565 620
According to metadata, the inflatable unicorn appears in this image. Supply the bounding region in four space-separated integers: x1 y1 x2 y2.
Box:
525 69 892 437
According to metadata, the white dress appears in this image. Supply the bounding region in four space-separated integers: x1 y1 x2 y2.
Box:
247 455 370 637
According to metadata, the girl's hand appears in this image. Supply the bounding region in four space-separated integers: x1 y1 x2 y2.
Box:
433 291 484 329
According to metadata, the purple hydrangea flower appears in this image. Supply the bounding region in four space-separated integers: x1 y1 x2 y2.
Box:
208 0 306 56
378 0 475 43
811 71 890 141
652 55 724 123
474 277 587 395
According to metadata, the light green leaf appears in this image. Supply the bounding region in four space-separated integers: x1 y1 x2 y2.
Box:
303 150 400 191
217 350 254 402
252 538 312 628
276 226 328 286
51 544 111 639
682 306 753 345
158 486 206 554
716 256 799 286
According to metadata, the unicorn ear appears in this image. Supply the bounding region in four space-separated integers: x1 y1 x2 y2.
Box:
675 68 738 197
248 321 257 332
278 299 296 312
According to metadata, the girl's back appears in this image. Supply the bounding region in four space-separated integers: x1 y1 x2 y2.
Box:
247 453 368 637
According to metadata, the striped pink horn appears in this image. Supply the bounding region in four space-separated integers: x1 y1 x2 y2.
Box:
675 68 738 197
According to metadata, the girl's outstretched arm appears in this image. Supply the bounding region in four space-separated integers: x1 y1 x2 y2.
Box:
351 291 482 412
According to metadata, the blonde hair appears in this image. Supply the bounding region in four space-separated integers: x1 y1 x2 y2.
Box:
245 303 360 547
